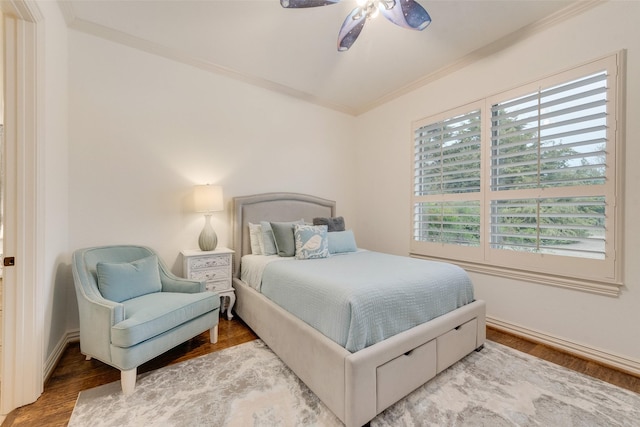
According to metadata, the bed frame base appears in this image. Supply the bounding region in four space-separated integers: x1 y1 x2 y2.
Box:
234 277 486 427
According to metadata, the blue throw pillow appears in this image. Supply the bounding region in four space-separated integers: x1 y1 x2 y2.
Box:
96 255 162 302
260 221 278 255
259 221 278 255
295 225 329 260
328 230 358 254
270 219 304 257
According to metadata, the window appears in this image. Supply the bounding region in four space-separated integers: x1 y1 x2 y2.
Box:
411 54 623 295
413 108 482 248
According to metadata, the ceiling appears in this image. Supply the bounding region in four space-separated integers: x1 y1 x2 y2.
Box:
61 0 594 115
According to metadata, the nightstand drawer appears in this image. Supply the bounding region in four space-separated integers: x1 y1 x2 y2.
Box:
207 280 232 293
190 267 230 283
187 255 230 270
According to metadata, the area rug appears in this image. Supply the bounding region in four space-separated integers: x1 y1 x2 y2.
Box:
69 340 640 427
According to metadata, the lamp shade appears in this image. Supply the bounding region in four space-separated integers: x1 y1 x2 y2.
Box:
194 185 224 213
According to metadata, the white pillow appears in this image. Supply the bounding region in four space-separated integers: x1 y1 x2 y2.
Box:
248 223 264 255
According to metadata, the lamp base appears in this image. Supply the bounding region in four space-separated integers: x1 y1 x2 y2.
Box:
198 214 218 251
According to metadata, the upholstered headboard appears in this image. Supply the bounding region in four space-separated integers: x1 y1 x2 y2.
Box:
232 192 336 277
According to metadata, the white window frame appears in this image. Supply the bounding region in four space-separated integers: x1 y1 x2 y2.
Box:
410 53 624 296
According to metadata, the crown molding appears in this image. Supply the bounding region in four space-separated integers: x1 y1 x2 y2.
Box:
56 0 76 26
356 0 607 115
63 11 357 116
58 0 604 117
0 0 44 21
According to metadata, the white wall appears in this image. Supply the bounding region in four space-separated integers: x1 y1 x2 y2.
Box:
62 1 638 372
355 1 640 367
39 0 70 367
67 31 357 330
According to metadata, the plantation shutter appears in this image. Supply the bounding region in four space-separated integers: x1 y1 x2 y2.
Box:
413 108 482 247
489 71 609 260
411 54 621 292
491 72 608 191
414 109 482 195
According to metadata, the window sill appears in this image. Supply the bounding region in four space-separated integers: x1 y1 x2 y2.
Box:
410 253 623 297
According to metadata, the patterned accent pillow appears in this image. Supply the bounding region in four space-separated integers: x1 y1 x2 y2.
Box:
248 223 264 255
294 224 329 260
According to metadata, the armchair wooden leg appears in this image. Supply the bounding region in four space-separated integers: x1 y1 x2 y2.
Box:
121 368 137 395
210 325 219 344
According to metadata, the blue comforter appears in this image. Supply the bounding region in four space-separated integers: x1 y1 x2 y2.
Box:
260 251 474 353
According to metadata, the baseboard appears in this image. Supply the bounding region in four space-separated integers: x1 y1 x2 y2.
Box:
487 316 640 377
44 322 640 385
44 329 80 383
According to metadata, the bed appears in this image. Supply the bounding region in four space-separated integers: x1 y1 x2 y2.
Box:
232 192 486 427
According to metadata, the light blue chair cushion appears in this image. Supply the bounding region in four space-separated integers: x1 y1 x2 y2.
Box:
328 229 358 254
96 255 162 303
112 291 221 348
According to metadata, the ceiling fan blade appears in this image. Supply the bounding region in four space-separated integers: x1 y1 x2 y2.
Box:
337 8 367 51
381 0 431 31
280 0 341 8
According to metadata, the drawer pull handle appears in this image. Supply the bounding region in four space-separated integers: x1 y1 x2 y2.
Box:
404 350 414 356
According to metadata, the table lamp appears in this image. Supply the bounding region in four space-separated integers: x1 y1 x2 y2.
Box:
194 184 223 251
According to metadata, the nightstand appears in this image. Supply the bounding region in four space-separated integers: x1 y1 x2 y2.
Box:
181 248 235 320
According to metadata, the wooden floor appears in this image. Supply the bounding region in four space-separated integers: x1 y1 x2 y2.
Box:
1 319 258 427
2 320 638 426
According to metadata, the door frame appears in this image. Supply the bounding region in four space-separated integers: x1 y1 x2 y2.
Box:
1 0 44 415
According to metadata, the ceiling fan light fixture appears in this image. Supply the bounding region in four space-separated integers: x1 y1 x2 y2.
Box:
352 0 381 20
281 0 431 51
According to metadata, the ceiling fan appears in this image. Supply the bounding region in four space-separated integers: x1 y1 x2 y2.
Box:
280 0 432 51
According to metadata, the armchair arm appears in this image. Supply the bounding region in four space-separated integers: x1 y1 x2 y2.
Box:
76 290 125 362
79 292 126 327
156 252 206 293
161 275 206 293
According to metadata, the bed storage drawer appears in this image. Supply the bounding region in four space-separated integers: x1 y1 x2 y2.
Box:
376 339 437 412
436 318 478 373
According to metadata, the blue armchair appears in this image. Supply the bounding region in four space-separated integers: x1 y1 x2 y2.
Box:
72 245 220 394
